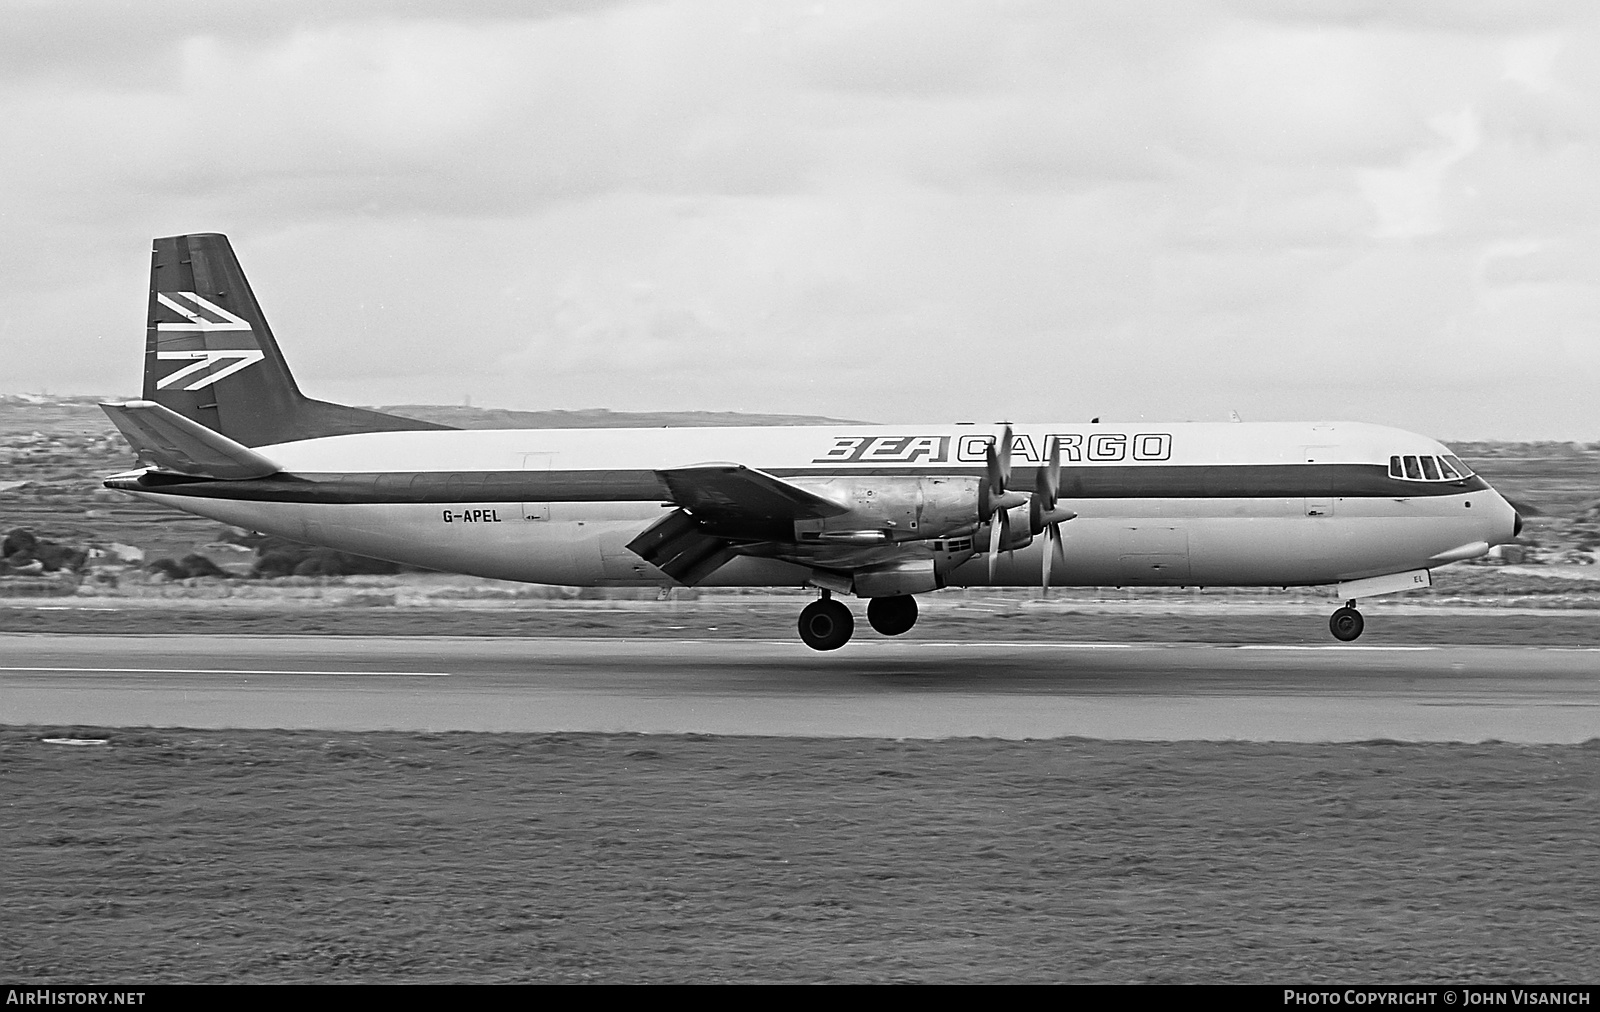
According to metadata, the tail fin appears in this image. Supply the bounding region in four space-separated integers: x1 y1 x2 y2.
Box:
145 233 453 447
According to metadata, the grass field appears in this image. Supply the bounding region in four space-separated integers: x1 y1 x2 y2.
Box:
4 729 1598 983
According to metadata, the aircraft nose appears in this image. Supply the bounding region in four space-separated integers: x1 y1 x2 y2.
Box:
1485 491 1521 546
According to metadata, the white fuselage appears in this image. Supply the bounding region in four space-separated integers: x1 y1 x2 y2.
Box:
117 420 1519 592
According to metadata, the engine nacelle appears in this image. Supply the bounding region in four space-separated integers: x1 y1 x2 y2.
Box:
791 476 985 542
853 559 940 598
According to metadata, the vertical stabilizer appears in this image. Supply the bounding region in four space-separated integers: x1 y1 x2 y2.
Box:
145 233 451 447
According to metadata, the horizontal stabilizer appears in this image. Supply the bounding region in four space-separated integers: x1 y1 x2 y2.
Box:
626 508 738 586
656 463 850 531
101 400 281 479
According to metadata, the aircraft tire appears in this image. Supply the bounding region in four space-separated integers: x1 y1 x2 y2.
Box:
866 595 918 636
798 598 854 651
1329 606 1364 642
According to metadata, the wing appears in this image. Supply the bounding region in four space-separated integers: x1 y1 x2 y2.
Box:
628 463 851 586
101 400 281 480
654 463 849 533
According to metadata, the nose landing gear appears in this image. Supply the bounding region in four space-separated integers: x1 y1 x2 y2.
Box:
1329 601 1364 642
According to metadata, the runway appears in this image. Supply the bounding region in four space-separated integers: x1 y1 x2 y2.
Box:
3 633 1598 742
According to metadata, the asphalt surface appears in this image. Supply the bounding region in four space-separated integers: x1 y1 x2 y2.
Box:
3 634 1598 742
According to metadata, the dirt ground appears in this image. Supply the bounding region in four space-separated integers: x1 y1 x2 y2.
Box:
3 728 1597 984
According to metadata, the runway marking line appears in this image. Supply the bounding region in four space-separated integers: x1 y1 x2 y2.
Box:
905 641 1137 650
1232 645 1437 652
0 666 452 678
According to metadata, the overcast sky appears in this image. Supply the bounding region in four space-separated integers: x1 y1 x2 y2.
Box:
3 0 1597 439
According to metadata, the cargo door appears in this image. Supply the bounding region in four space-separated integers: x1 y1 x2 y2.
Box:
1116 526 1191 584
520 452 553 521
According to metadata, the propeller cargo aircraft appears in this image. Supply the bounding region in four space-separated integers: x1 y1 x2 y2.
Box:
102 234 1522 650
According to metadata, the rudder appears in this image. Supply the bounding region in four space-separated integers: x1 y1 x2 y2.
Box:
145 233 451 447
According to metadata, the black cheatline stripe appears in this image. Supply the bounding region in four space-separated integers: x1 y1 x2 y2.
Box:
114 463 1490 504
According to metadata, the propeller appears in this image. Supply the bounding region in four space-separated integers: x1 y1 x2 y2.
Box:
980 425 1029 582
1029 435 1077 593
984 426 1012 582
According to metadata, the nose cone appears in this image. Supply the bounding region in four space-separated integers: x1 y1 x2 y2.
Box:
1483 489 1522 546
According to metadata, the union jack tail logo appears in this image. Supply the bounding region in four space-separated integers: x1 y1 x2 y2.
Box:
153 292 265 391
155 292 252 332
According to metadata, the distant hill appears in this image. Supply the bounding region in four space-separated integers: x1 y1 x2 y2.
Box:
377 405 863 428
0 399 862 437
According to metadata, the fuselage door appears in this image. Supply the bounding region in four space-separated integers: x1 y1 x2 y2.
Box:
1117 526 1191 584
521 452 554 521
1301 445 1338 517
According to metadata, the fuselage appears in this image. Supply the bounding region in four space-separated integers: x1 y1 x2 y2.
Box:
108 419 1519 592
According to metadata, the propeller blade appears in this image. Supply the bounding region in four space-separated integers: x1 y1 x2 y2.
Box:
1043 522 1068 592
986 424 1012 494
1030 435 1063 536
1041 524 1053 593
1044 435 1061 505
988 508 1005 582
999 424 1013 488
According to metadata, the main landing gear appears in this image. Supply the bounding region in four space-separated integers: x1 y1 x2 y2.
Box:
797 593 921 650
798 594 854 651
866 595 918 637
1329 600 1364 642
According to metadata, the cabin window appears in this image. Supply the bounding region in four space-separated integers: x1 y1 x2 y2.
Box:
1436 457 1460 479
1403 455 1422 479
1443 454 1472 478
1419 456 1440 480
1389 456 1403 478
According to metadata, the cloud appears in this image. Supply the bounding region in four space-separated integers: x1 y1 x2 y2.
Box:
2 0 1599 439
1358 106 1482 239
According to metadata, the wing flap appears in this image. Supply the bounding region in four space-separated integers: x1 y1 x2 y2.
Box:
101 400 281 480
626 508 738 586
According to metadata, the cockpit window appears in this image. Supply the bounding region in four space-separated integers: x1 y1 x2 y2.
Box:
1390 453 1473 483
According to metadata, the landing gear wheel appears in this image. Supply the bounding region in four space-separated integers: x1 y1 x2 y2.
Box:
798 598 854 651
866 595 919 636
1329 605 1364 642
